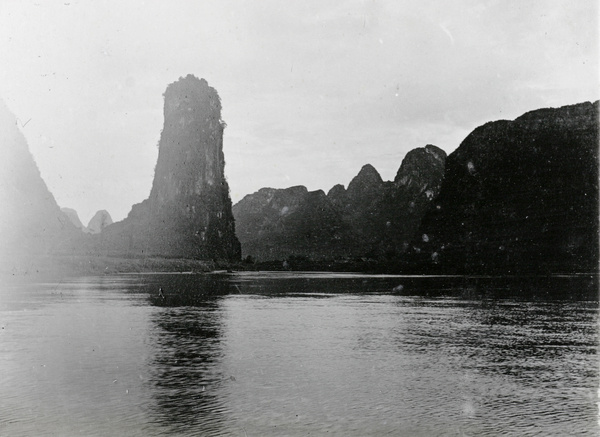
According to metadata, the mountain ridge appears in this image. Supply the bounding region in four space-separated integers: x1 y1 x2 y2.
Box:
410 100 599 274
233 144 447 262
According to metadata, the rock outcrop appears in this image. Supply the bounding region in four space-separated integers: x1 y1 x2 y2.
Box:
99 75 240 261
87 210 113 234
0 99 79 270
411 101 599 274
62 208 113 234
233 186 349 261
233 145 446 261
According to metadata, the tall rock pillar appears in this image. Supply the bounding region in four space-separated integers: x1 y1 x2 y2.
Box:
102 75 241 261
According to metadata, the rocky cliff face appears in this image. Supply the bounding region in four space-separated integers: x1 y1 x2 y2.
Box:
100 75 240 261
0 99 78 269
233 145 446 261
411 101 599 274
233 186 349 261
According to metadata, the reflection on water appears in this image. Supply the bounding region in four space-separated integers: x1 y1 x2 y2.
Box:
149 303 226 434
0 273 597 436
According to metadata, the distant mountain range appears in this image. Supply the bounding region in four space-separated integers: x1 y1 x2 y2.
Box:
233 101 598 275
1 75 596 276
233 144 446 262
61 208 113 234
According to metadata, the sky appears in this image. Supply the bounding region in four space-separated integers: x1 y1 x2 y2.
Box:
0 0 598 223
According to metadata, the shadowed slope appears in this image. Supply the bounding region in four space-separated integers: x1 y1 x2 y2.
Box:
233 145 446 261
412 101 599 274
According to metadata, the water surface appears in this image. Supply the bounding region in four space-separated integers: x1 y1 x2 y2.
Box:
0 272 597 436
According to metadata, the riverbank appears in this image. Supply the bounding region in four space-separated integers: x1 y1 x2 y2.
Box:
1 255 221 283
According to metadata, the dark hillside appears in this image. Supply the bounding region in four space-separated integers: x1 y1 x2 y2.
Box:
411 101 599 274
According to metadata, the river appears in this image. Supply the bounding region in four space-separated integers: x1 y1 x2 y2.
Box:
0 272 597 436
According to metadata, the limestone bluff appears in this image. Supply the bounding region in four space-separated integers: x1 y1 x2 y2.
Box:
99 75 241 261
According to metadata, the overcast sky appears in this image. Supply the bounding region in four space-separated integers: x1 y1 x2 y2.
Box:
0 0 597 223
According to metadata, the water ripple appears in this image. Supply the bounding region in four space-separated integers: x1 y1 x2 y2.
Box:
0 274 597 436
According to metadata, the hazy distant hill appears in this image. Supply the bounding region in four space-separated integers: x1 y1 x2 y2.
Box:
87 210 113 234
61 207 86 231
62 208 113 234
0 99 79 271
233 145 446 261
411 101 599 274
